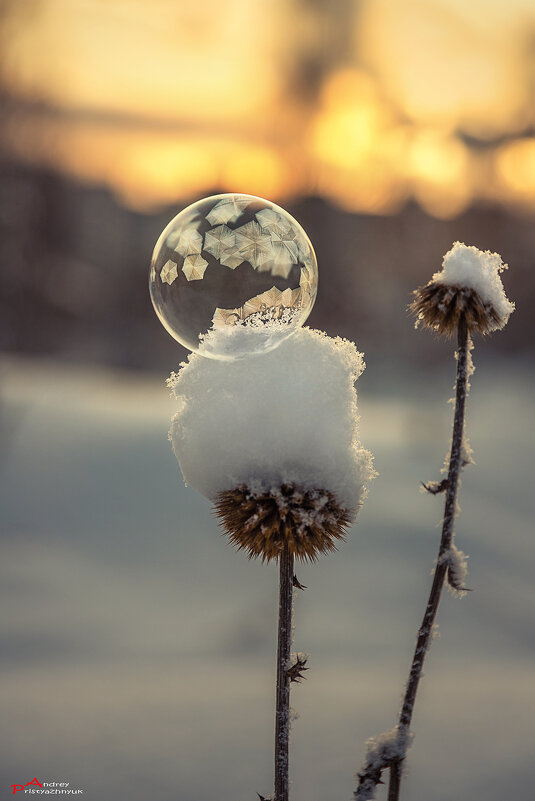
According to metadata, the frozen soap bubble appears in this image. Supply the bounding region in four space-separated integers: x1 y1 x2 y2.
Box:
149 193 318 360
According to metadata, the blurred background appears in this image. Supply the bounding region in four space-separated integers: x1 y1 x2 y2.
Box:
0 0 533 368
1 1 533 800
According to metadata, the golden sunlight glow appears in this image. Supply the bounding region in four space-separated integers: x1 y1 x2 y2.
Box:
407 129 472 218
495 138 535 209
0 116 288 212
356 0 531 138
310 70 395 171
1 0 534 216
219 145 288 201
3 0 280 122
308 69 408 213
111 139 219 210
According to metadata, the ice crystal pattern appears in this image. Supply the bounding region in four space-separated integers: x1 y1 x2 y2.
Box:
160 260 178 285
182 254 208 281
205 195 252 225
204 225 236 260
149 193 318 360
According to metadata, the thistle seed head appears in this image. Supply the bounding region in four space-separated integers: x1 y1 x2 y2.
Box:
410 281 502 337
214 483 355 562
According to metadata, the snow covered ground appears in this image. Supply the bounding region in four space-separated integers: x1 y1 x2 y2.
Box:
1 354 534 801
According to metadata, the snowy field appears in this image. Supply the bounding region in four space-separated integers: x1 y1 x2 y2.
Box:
1 353 534 801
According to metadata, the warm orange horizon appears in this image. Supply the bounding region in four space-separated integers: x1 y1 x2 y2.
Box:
1 0 534 217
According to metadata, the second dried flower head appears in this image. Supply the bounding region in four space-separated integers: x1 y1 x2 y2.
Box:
411 242 515 337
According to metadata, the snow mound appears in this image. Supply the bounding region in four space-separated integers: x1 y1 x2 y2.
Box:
432 242 514 329
167 326 375 512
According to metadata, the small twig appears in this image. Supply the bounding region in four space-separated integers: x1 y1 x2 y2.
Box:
274 542 294 801
421 478 449 495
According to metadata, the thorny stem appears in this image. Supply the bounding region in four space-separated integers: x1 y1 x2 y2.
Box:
388 315 470 800
274 541 294 801
355 315 470 800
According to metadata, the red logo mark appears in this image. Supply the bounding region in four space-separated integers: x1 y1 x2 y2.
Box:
10 778 42 794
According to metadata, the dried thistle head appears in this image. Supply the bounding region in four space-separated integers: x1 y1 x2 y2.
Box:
214 482 355 562
410 281 501 337
410 242 514 337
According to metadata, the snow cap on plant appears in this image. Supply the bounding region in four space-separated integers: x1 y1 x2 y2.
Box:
167 326 375 562
410 242 515 337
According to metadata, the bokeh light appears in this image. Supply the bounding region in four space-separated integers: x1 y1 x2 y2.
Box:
1 0 534 216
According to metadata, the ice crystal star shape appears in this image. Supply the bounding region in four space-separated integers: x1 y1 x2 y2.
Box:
205 195 251 225
204 225 236 260
256 207 293 236
172 228 202 257
268 232 299 278
219 245 244 270
160 260 178 285
235 221 273 268
182 254 208 281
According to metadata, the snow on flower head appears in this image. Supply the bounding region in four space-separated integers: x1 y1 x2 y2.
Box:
411 242 515 336
167 326 375 561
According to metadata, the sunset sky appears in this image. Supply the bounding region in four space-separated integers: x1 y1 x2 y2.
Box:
1 0 535 216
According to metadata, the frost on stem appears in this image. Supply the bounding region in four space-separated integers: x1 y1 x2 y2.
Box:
422 434 474 495
410 242 514 337
354 726 413 801
438 544 470 597
460 436 474 468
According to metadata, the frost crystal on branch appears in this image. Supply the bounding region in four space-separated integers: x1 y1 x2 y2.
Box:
410 242 514 336
438 544 470 597
355 726 412 801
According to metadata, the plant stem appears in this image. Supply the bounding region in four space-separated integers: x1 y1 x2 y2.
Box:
388 760 402 801
274 541 294 801
388 314 470 800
